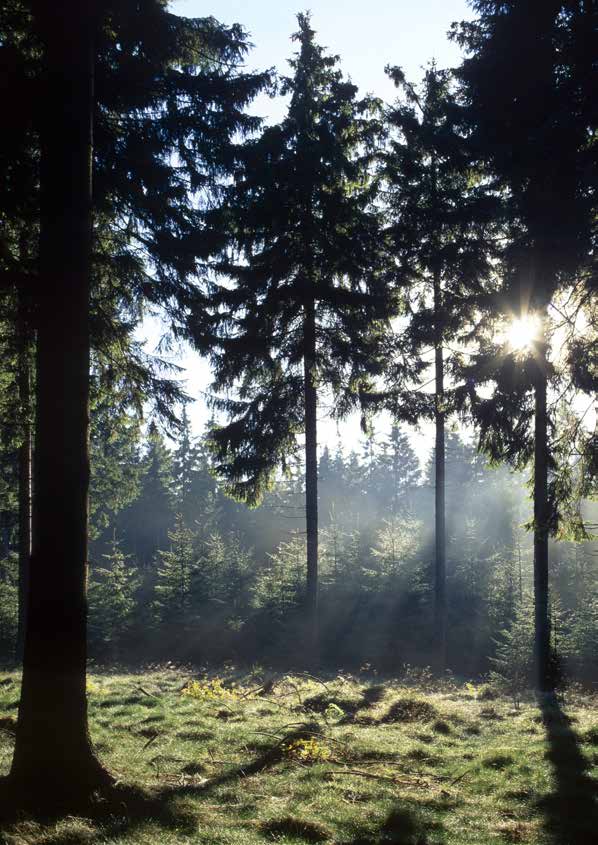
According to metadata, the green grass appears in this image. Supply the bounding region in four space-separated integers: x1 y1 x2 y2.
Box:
0 669 597 844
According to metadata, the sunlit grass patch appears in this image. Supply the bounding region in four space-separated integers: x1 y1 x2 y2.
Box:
4 817 98 845
283 737 332 763
0 669 597 844
86 677 106 696
181 677 243 702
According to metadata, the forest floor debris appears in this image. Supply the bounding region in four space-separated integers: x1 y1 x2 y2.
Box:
0 668 597 844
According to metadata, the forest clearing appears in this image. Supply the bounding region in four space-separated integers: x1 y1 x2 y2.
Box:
0 0 596 837
0 668 597 845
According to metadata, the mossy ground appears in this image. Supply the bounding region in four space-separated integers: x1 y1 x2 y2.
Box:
0 669 596 844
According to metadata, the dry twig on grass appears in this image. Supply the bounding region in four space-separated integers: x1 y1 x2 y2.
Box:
137 685 159 698
325 768 429 787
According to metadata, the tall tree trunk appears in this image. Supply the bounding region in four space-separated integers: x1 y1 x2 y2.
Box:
10 1 111 801
533 314 551 693
433 267 447 671
303 294 319 660
15 287 32 662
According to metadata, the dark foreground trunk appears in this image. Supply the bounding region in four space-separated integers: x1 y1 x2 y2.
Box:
10 1 111 802
433 268 446 671
303 294 319 661
15 288 32 661
533 319 551 692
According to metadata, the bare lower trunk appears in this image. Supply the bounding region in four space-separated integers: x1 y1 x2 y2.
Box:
533 321 551 693
303 295 318 661
433 268 446 671
10 1 111 801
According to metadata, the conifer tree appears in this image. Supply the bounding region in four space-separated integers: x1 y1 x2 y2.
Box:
252 533 307 631
370 516 423 585
118 423 175 567
9 0 111 798
203 531 251 616
453 0 597 692
153 514 197 625
0 554 18 653
88 535 139 659
89 378 144 543
172 408 220 531
173 407 198 518
376 425 420 516
192 14 390 657
3 0 269 801
383 63 498 669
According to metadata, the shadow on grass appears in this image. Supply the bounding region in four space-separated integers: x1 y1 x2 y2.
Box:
260 815 331 842
360 685 386 708
0 778 199 844
0 721 446 845
341 806 444 845
0 722 323 844
538 695 598 845
170 721 323 796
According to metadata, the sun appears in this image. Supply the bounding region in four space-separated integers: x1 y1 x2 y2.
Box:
503 314 541 353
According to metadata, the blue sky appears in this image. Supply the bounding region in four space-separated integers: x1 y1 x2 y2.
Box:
151 0 475 457
172 1 473 110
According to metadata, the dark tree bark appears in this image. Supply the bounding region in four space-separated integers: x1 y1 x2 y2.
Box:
433 266 447 671
303 293 319 659
10 0 111 800
15 287 32 662
533 316 551 693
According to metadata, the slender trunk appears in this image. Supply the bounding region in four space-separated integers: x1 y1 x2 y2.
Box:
433 267 447 671
10 1 111 800
533 316 551 692
303 293 319 660
517 539 523 604
391 430 399 516
15 289 32 662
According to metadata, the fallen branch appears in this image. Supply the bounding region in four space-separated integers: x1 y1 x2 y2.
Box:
326 769 428 787
450 767 475 785
294 672 332 692
240 678 276 699
282 679 304 705
137 685 159 698
252 722 312 739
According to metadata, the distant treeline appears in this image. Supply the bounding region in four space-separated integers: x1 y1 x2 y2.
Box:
1 413 595 682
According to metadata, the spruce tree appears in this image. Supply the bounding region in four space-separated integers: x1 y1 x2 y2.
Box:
88 535 139 659
89 378 144 543
118 422 175 567
0 554 18 653
453 0 597 692
376 424 420 516
10 0 112 798
153 514 197 625
3 0 269 801
383 63 498 670
192 14 390 658
172 407 220 531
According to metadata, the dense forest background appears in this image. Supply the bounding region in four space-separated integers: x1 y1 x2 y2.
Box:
2 408 596 681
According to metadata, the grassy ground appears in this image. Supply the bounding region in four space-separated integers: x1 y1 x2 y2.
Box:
0 668 597 844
